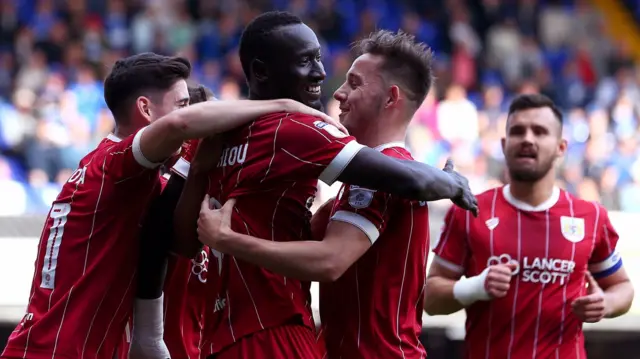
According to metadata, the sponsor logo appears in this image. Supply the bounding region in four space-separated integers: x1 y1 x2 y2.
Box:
485 217 499 230
191 249 209 283
487 253 576 285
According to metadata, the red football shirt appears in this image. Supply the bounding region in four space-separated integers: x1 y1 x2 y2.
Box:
197 112 364 356
114 141 207 359
163 139 209 359
2 129 163 359
433 185 622 359
319 143 430 359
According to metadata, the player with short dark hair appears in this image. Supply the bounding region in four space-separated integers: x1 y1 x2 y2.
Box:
0 52 339 359
424 93 634 358
170 12 476 358
197 29 438 359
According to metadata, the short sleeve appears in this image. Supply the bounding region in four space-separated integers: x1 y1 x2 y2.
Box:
269 114 364 185
171 139 200 179
330 184 392 244
107 127 163 179
588 206 622 279
432 206 470 274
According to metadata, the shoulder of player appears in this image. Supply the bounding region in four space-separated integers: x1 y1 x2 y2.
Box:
379 146 413 160
559 189 608 218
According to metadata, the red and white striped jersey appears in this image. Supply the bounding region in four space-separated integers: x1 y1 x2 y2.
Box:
319 144 430 359
198 112 364 356
2 128 163 359
434 185 622 359
113 141 208 359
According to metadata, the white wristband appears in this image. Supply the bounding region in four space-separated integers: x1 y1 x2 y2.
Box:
133 293 165 341
453 267 491 307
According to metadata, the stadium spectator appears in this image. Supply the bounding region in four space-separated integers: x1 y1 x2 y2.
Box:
0 0 638 219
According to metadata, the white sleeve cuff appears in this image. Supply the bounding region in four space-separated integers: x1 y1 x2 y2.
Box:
170 157 191 179
133 126 164 169
319 141 365 185
331 210 380 244
433 255 465 274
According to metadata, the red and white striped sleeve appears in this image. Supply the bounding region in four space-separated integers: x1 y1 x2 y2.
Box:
432 205 470 275
268 113 365 185
588 205 622 279
106 126 163 180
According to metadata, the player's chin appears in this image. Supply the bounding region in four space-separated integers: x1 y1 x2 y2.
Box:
508 167 543 182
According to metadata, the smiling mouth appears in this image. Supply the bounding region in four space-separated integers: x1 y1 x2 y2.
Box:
305 85 321 95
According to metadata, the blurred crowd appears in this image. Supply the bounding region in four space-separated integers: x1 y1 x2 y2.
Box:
1 0 640 215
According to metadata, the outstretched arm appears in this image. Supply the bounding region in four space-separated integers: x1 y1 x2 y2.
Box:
338 150 477 214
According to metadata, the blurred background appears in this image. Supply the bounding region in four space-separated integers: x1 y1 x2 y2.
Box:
1 0 640 357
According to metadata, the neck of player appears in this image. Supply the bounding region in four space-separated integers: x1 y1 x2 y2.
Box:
356 112 410 148
508 174 557 208
113 125 136 140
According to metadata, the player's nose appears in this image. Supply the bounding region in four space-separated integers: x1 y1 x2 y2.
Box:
309 62 326 82
333 87 347 102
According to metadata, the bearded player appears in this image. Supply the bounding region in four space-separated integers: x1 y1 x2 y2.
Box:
172 12 476 359
0 52 336 359
424 94 634 358
197 30 438 359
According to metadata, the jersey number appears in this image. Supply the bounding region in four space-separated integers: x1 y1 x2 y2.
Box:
41 202 71 289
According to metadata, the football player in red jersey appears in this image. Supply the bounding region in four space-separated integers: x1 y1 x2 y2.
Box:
122 85 215 359
197 30 437 359
0 52 339 359
424 94 635 359
169 13 476 359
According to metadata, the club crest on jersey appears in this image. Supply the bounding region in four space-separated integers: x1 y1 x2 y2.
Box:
313 120 348 138
348 185 375 209
485 217 499 230
560 216 585 243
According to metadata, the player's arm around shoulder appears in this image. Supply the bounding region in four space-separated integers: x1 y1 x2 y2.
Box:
571 205 634 322
424 205 516 315
139 98 339 165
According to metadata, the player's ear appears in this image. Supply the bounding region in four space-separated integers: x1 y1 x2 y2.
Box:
385 85 400 109
557 138 568 157
500 137 506 155
135 96 153 123
251 58 269 83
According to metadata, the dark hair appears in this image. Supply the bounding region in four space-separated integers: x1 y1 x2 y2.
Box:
188 85 215 104
507 94 563 124
104 52 191 123
353 30 434 106
239 11 303 81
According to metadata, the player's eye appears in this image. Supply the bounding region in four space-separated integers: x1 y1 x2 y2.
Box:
315 54 322 62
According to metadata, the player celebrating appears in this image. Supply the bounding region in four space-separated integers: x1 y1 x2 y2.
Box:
173 12 476 359
125 85 216 359
424 94 635 358
197 30 436 359
0 53 339 359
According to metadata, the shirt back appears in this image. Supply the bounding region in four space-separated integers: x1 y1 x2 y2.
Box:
198 112 363 355
434 186 621 359
2 129 162 359
320 144 430 359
